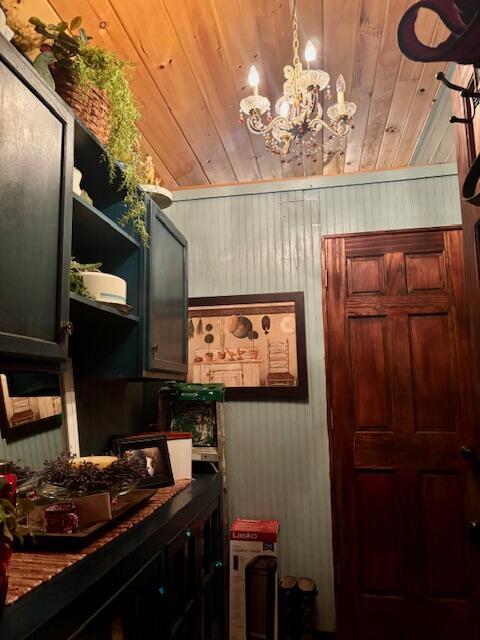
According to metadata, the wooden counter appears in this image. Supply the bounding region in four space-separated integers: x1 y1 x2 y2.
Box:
0 474 224 639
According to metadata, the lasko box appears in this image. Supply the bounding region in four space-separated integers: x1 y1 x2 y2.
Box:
229 518 280 640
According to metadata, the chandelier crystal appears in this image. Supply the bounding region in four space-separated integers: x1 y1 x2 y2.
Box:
239 3 357 161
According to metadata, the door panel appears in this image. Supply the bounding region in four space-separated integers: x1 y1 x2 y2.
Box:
409 314 456 431
356 471 402 595
323 227 480 639
349 317 391 429
420 473 467 596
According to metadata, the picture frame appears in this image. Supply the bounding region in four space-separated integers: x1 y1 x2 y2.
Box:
113 434 174 488
188 292 308 402
0 371 62 441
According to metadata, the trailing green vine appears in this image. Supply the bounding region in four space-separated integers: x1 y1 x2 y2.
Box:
29 16 149 244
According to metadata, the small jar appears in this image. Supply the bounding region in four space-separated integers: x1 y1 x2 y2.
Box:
44 502 79 534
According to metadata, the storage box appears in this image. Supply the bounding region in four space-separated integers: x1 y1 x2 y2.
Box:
229 518 279 640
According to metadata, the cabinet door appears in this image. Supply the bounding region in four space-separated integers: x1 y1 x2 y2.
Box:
145 200 188 377
452 66 480 404
0 38 73 369
166 525 197 631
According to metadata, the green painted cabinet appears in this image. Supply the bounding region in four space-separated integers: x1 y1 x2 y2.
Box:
0 37 73 371
143 199 188 379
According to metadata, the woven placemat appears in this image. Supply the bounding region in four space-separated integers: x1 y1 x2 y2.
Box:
6 479 191 606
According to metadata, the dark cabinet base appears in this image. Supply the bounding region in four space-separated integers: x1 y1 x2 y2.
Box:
0 476 224 640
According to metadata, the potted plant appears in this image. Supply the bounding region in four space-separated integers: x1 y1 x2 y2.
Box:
28 16 149 244
247 330 259 359
218 320 226 359
0 478 35 616
204 334 214 362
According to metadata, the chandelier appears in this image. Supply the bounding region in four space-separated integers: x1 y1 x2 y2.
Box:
239 1 357 161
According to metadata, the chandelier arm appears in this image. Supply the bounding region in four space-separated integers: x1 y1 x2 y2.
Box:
310 116 350 137
246 113 291 136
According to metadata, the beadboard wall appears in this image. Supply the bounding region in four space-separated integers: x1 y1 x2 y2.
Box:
168 164 462 632
0 423 67 470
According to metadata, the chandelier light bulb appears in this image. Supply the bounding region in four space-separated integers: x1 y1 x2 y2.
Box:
304 40 316 63
248 65 260 95
336 74 346 93
278 99 291 118
336 74 346 115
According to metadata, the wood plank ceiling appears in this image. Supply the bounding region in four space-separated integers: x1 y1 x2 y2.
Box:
10 0 455 188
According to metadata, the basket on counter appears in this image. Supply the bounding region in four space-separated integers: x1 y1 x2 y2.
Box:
52 67 110 144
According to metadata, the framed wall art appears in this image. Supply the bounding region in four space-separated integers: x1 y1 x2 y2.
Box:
188 292 308 401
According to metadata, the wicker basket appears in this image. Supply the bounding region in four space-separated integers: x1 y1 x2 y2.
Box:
52 67 110 144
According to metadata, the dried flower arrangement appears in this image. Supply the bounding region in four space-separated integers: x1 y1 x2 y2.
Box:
38 455 147 496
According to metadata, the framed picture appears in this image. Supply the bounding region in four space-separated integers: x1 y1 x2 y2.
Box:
113 434 174 488
0 372 62 440
188 292 308 402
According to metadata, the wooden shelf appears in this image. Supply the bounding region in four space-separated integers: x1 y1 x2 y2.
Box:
70 292 139 324
72 194 139 263
73 119 125 208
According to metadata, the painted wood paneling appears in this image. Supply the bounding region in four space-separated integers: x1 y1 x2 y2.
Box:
168 169 462 631
0 424 67 470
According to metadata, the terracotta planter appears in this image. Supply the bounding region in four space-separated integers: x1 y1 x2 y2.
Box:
217 351 226 360
248 349 259 359
205 353 214 363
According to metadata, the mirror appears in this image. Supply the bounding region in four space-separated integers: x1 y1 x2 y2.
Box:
0 371 62 440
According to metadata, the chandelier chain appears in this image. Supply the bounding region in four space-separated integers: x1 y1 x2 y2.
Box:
292 1 300 69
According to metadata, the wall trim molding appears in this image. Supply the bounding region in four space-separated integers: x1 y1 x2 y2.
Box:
171 163 458 202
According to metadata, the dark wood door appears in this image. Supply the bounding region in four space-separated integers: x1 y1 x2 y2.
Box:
0 37 73 370
452 66 480 402
323 227 480 640
145 199 188 378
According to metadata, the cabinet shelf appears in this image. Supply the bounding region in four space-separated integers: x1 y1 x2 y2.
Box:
72 194 139 264
70 292 139 324
73 119 125 208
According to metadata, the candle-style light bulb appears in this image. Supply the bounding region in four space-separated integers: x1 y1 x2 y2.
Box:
277 98 291 119
304 40 316 70
248 65 260 96
336 74 346 115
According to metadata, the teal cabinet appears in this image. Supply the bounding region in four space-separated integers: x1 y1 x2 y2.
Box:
143 200 188 379
0 37 73 371
69 123 187 380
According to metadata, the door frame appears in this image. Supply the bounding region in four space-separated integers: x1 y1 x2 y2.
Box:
321 224 463 638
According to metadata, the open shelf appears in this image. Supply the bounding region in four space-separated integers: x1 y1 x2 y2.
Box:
72 194 139 263
70 292 139 324
73 119 126 209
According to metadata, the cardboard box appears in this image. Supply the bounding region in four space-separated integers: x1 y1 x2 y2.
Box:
229 518 279 640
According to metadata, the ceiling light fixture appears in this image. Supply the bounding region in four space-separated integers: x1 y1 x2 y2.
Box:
239 1 357 161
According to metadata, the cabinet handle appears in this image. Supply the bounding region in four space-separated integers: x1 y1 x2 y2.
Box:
63 321 74 337
152 344 159 354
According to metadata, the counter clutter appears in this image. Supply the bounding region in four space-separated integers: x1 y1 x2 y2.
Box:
0 474 223 640
6 479 191 606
